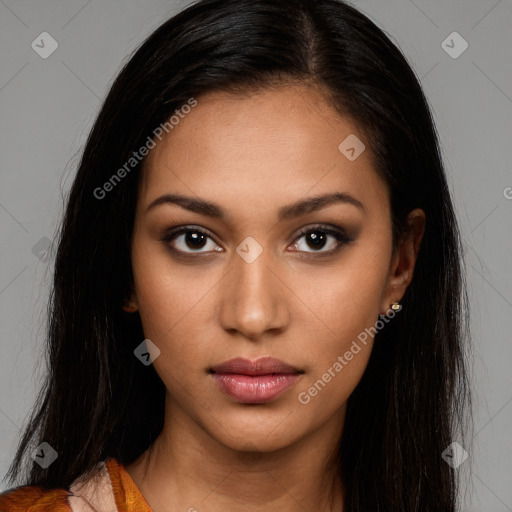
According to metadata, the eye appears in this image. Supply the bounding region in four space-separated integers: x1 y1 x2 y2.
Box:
161 224 353 257
290 224 353 255
162 226 222 254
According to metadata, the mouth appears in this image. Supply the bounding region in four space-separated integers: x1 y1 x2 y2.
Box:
209 357 304 404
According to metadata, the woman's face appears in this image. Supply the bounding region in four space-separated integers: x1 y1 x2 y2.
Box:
130 84 419 453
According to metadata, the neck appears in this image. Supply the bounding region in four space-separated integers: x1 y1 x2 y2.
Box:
126 397 346 512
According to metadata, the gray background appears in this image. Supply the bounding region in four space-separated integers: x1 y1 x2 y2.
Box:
0 0 511 509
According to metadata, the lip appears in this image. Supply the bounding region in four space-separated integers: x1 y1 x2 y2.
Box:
209 357 304 404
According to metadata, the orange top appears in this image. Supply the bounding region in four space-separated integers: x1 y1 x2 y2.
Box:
0 458 152 511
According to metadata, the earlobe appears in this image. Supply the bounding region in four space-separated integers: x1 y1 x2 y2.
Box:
380 208 426 315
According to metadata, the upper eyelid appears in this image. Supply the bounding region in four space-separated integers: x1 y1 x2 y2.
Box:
164 223 346 238
295 223 349 236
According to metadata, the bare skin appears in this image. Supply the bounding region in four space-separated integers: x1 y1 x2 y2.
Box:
124 83 426 512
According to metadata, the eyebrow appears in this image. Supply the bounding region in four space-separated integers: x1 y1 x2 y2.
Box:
145 191 365 221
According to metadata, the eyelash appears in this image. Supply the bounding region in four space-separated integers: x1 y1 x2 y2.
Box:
160 224 354 258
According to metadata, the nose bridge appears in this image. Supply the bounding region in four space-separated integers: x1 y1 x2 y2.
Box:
219 239 288 338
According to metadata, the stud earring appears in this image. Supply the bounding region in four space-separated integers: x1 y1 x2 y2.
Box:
122 304 137 313
390 301 401 311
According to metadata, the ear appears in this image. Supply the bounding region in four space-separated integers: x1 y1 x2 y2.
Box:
123 289 139 312
380 208 426 315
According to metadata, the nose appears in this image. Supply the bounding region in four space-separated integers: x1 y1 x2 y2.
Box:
218 246 290 341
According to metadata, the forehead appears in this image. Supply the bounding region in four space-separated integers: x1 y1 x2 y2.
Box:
138 84 387 217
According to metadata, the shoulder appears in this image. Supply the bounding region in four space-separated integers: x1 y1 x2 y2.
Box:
0 458 119 512
0 485 72 512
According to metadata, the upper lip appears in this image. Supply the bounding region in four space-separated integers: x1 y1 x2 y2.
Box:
209 357 303 376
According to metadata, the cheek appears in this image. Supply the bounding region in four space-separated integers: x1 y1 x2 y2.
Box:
292 242 390 404
297 240 389 341
130 237 215 369
133 271 215 407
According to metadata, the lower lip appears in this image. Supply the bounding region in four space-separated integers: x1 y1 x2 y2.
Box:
211 373 301 404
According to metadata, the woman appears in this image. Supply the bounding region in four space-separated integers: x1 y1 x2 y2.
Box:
0 0 471 510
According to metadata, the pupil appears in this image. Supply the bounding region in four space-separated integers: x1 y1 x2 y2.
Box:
186 231 206 249
307 232 326 250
